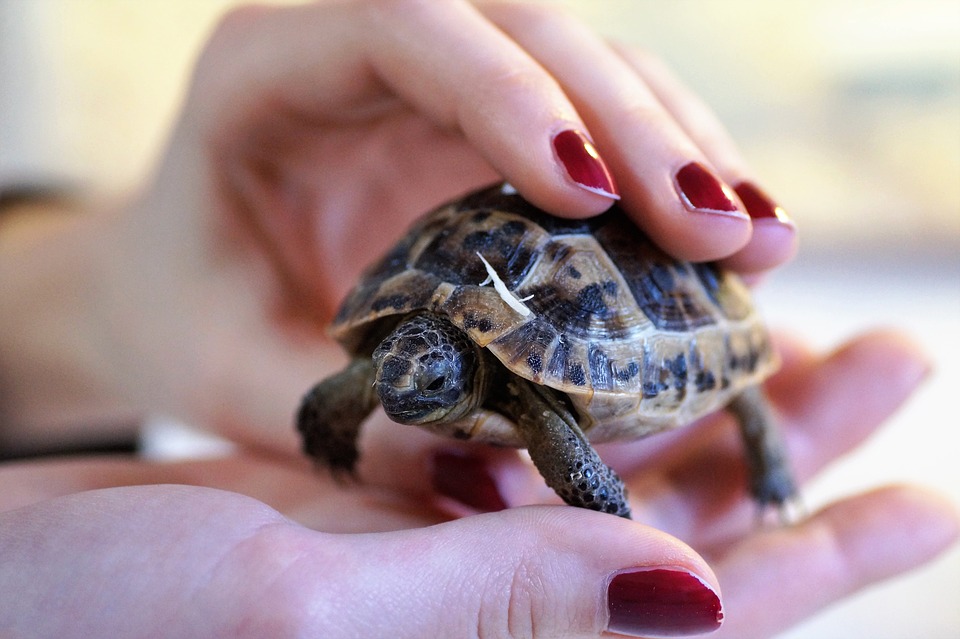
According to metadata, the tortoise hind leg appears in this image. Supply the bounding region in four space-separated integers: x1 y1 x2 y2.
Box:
297 358 378 478
728 385 798 516
493 378 632 519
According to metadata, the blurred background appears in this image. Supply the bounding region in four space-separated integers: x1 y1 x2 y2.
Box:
1 1 957 636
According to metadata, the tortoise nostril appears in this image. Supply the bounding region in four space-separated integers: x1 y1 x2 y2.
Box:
425 376 446 392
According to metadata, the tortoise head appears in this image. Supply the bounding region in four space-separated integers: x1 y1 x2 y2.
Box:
372 313 485 425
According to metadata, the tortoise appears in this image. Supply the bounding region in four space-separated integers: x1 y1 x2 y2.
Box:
297 183 796 519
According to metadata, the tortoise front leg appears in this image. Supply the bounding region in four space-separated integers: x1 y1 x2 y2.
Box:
297 358 378 477
728 385 798 515
493 378 632 519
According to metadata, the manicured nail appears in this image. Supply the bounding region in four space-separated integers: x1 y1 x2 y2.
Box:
734 181 794 226
552 129 620 200
674 162 745 218
607 568 723 637
431 450 508 512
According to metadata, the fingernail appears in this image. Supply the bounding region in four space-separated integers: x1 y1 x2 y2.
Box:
674 162 746 218
734 181 794 226
552 129 620 200
431 450 508 512
607 568 723 637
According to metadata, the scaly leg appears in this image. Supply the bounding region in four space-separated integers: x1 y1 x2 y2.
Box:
297 358 378 477
728 385 798 515
493 378 632 519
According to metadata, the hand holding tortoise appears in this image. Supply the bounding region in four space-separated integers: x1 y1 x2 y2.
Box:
1 2 954 638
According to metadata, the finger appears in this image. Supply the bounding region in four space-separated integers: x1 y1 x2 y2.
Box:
485 3 753 262
0 483 722 639
296 506 723 638
0 485 723 638
613 44 798 273
608 330 931 542
771 329 931 479
192 1 619 216
712 486 960 639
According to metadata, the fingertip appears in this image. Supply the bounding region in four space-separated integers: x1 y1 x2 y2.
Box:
831 328 934 389
504 177 619 222
717 485 958 638
906 486 960 553
718 182 798 273
879 485 960 546
504 127 622 220
549 128 620 203
606 566 724 637
618 162 754 262
719 217 799 274
815 485 960 581
348 505 721 638
772 328 933 479
483 507 726 638
634 203 753 263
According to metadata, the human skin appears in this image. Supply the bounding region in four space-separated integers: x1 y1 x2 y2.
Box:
0 2 955 638
0 331 957 638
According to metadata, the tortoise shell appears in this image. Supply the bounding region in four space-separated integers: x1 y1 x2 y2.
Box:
332 184 777 445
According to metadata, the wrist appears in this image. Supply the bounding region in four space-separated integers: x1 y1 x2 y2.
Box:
0 191 141 452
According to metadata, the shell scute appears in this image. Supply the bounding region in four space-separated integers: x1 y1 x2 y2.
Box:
516 236 653 341
415 207 541 289
332 269 443 350
435 284 527 347
592 217 719 331
494 317 558 382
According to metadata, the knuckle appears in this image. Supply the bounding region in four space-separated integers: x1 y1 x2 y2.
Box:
485 64 555 98
457 62 561 135
471 529 570 639
621 99 674 135
475 560 540 638
507 557 548 638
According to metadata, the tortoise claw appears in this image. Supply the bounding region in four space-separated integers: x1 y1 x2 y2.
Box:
755 494 807 527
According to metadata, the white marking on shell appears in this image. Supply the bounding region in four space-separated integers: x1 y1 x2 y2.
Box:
476 252 532 317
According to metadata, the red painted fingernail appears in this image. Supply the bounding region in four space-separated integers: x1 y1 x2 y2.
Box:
734 181 794 225
607 568 723 637
674 162 745 217
431 450 508 512
552 129 620 200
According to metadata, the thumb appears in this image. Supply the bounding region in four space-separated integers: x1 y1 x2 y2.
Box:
291 507 724 638
0 485 722 638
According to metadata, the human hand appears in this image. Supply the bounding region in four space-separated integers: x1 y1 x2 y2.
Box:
2 330 955 638
96 1 796 450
